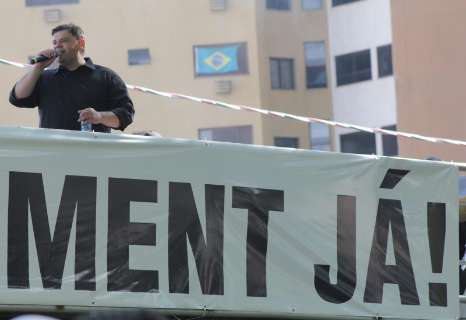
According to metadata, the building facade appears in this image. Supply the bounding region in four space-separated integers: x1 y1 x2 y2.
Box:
327 0 397 156
1 0 465 162
326 0 466 162
0 0 333 151
391 0 466 162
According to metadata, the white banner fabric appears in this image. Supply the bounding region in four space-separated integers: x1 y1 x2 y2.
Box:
0 127 459 320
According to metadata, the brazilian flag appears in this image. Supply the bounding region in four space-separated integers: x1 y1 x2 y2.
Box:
195 45 240 75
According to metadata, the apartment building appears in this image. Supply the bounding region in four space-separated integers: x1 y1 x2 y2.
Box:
0 0 333 151
391 0 466 162
327 0 397 156
327 0 466 162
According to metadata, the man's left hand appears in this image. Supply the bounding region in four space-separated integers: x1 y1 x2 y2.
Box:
78 107 102 124
78 108 121 129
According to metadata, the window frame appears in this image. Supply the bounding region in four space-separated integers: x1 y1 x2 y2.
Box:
381 124 398 156
335 49 372 86
198 125 253 144
302 0 322 10
270 57 295 90
274 137 300 149
266 0 291 11
340 131 376 155
310 122 331 151
377 44 393 78
304 41 327 89
127 48 151 66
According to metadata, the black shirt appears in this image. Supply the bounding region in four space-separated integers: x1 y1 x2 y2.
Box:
9 58 134 133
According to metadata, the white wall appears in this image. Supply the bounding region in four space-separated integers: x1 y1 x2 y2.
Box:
326 0 397 154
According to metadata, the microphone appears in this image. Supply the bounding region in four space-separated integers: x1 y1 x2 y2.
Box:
29 49 62 64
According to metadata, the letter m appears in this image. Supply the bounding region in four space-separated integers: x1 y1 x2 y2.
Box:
8 172 96 291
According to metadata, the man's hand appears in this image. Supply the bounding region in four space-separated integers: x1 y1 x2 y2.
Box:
32 49 57 70
78 108 120 129
14 48 56 99
78 107 102 124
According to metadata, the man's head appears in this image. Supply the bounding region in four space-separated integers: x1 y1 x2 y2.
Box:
51 23 85 66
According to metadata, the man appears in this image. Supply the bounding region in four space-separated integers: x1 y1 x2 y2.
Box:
9 23 134 132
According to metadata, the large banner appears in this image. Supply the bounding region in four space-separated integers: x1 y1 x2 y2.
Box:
0 127 459 319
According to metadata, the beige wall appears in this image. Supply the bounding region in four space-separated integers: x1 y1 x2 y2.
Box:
392 0 466 162
255 0 333 148
0 0 332 148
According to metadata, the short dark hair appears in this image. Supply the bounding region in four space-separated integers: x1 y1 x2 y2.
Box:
52 23 84 39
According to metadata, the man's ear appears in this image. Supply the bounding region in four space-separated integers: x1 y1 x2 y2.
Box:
79 36 86 51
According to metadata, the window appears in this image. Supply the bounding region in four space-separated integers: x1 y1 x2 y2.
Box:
270 58 295 90
459 176 466 198
26 0 78 5
43 8 63 23
128 48 151 66
210 0 227 11
381 125 398 156
340 131 376 155
199 125 253 144
302 0 322 10
335 49 371 86
310 123 331 151
377 44 393 78
194 42 248 77
266 0 290 10
332 0 363 7
274 137 299 148
304 42 327 88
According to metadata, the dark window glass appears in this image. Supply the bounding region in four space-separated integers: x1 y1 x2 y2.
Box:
332 0 363 6
307 65 327 88
26 0 78 5
194 42 248 77
128 48 151 66
274 137 299 148
382 125 398 156
270 58 295 90
199 126 253 144
377 44 393 77
340 131 376 155
266 0 291 10
270 59 281 89
304 42 327 88
335 49 371 86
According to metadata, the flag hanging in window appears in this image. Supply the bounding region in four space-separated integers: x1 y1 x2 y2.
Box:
194 42 248 76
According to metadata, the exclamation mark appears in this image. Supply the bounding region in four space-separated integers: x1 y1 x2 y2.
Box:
427 202 447 307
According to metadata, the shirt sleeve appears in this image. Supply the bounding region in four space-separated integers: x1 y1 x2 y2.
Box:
106 71 135 131
9 82 40 109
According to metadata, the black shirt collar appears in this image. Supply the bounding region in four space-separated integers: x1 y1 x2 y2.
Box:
55 57 96 74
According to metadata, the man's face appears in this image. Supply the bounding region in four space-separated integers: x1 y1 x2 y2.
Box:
52 30 83 64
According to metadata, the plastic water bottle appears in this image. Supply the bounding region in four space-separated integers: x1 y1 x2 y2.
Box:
80 121 92 132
